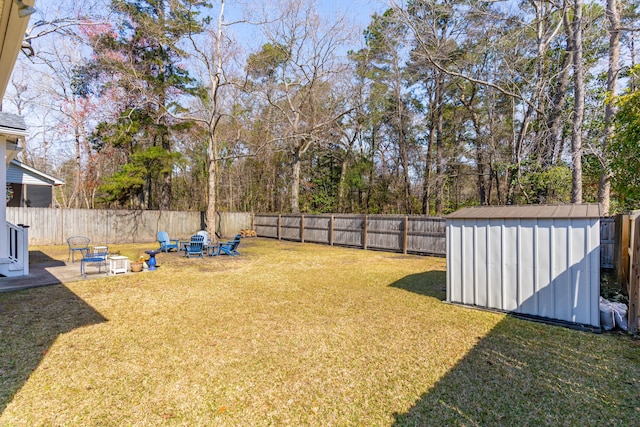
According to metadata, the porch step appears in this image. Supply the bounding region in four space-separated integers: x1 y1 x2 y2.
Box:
9 261 23 271
0 259 25 277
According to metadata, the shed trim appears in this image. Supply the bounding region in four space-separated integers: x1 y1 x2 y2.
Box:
445 204 602 220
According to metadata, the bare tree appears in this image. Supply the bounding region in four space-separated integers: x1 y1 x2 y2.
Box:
246 0 355 213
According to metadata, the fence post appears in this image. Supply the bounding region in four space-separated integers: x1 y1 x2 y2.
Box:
629 218 640 334
300 214 305 243
330 215 334 246
363 215 368 250
403 216 409 254
615 214 630 292
278 214 282 240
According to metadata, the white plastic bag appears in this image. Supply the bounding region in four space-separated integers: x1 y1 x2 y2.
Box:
611 301 628 331
600 297 615 331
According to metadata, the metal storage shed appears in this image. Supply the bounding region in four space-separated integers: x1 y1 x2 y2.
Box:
446 204 601 328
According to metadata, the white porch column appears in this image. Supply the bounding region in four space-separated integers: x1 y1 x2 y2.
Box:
0 136 6 259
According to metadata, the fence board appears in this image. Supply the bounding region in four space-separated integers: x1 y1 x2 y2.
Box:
367 216 403 251
254 214 279 239
280 215 302 241
303 215 331 244
408 216 447 255
216 212 251 238
333 216 365 247
600 217 615 269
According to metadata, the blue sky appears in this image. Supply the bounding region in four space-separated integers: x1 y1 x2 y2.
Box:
317 0 385 26
222 0 386 52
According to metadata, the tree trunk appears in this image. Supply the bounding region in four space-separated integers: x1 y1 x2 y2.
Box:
291 147 301 213
459 84 488 205
507 104 532 205
206 138 218 239
434 73 445 215
544 24 572 168
571 0 584 204
159 113 171 211
545 58 571 166
598 0 620 215
366 126 377 212
204 0 225 241
398 128 412 213
395 82 411 214
337 131 356 213
476 137 488 205
421 123 434 215
337 156 349 213
73 126 81 208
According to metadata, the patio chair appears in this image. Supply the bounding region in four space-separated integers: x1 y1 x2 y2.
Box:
67 236 90 263
215 236 241 256
80 245 109 278
185 234 205 258
157 231 179 253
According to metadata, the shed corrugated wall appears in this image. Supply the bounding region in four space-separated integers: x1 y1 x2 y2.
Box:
446 217 600 327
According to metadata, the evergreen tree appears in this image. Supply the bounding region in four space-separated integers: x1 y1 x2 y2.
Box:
75 0 208 209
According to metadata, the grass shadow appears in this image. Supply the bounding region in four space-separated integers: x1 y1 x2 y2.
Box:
0 285 106 413
392 316 640 425
389 271 447 300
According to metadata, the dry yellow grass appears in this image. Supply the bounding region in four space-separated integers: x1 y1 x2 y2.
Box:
1 239 639 426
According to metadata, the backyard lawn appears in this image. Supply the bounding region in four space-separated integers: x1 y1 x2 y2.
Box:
1 238 639 426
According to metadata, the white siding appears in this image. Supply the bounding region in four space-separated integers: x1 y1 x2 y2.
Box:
446 217 601 327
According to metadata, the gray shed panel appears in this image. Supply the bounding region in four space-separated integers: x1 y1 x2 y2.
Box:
446 207 600 328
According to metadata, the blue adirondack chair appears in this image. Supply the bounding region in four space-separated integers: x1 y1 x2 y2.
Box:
157 231 179 253
216 236 241 256
185 234 205 258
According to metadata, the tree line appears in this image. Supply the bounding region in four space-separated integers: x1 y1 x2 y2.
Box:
7 0 640 237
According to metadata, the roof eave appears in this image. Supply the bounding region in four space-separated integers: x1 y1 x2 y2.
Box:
0 0 34 99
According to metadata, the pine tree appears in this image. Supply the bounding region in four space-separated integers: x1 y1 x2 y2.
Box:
75 0 208 209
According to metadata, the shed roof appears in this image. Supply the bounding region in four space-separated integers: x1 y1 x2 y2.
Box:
445 204 602 220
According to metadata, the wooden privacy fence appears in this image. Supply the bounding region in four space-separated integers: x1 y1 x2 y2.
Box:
7 208 255 245
7 208 202 245
254 214 446 256
615 210 640 334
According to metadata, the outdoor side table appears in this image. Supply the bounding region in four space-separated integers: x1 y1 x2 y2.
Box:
109 255 129 275
207 244 219 256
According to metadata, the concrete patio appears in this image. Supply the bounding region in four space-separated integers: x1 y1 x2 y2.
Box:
0 257 116 293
